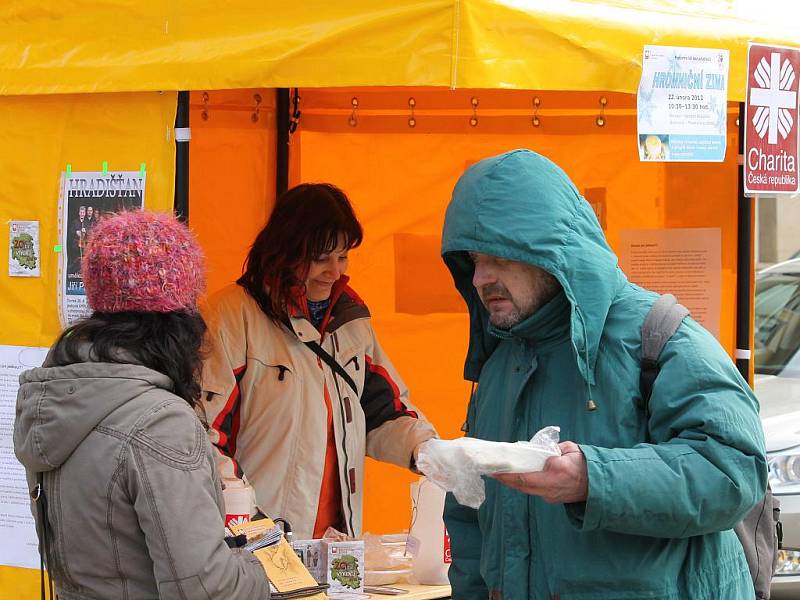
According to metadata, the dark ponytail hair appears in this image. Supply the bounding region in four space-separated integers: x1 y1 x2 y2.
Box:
238 183 363 321
51 311 207 407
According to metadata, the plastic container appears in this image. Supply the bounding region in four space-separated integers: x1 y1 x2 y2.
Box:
409 477 451 585
365 567 412 586
222 478 255 528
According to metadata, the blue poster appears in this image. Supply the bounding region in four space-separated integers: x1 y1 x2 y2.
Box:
638 46 729 162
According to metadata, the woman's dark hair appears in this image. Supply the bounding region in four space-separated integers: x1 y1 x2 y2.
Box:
52 311 207 407
238 182 363 321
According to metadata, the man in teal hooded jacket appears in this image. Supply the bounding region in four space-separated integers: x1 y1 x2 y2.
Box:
440 149 767 599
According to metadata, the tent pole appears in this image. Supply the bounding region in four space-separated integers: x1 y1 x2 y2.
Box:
174 90 190 222
735 101 752 384
276 88 290 198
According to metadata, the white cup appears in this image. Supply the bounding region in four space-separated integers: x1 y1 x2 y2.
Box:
223 479 255 528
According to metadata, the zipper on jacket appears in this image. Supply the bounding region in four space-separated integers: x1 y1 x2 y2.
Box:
330 338 356 536
462 382 478 434
343 356 360 371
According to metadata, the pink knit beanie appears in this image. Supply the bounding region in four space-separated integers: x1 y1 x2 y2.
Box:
81 210 205 313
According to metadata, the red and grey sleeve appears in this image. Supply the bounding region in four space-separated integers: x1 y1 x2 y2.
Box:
360 353 418 433
207 365 246 478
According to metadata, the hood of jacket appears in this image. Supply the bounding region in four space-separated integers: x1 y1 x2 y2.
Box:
14 342 175 473
441 148 627 384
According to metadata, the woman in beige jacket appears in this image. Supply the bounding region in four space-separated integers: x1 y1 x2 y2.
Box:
200 183 438 540
14 211 269 600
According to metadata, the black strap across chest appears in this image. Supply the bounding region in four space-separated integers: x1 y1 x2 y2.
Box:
303 340 358 395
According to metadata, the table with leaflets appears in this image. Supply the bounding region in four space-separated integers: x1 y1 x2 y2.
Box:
231 519 451 599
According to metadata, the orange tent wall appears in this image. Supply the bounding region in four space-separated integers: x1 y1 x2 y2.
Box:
191 87 742 535
189 89 277 296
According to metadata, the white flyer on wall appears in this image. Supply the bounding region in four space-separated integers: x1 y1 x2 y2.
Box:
0 345 49 569
638 45 729 162
8 221 40 277
58 170 145 327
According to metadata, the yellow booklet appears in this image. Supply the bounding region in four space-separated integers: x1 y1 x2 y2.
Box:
231 519 327 599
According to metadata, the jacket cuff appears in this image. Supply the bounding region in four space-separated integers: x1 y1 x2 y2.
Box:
366 418 437 470
410 454 419 473
566 444 605 531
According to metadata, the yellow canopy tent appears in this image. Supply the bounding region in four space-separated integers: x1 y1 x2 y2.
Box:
2 2 798 596
1 1 799 95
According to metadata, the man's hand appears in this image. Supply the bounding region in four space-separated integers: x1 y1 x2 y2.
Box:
491 441 588 503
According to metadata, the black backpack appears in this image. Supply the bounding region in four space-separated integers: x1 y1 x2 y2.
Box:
640 294 782 600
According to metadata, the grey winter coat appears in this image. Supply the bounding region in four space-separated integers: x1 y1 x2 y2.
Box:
13 344 269 600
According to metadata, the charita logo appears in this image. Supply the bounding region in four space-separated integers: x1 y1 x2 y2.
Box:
750 51 797 144
745 44 800 194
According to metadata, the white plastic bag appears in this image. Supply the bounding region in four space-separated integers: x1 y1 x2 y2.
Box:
416 426 561 509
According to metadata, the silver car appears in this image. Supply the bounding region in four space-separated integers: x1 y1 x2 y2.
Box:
754 259 800 598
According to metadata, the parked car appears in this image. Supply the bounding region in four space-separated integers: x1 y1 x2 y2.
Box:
754 259 800 598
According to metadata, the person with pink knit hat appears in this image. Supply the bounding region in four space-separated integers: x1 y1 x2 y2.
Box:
14 210 270 600
81 209 206 314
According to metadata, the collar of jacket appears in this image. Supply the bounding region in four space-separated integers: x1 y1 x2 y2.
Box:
287 275 356 342
488 290 570 350
287 275 350 318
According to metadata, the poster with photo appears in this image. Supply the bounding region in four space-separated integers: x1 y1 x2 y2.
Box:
58 170 145 327
8 221 40 277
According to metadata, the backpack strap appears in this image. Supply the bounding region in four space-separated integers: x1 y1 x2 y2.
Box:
640 294 690 416
31 472 54 600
